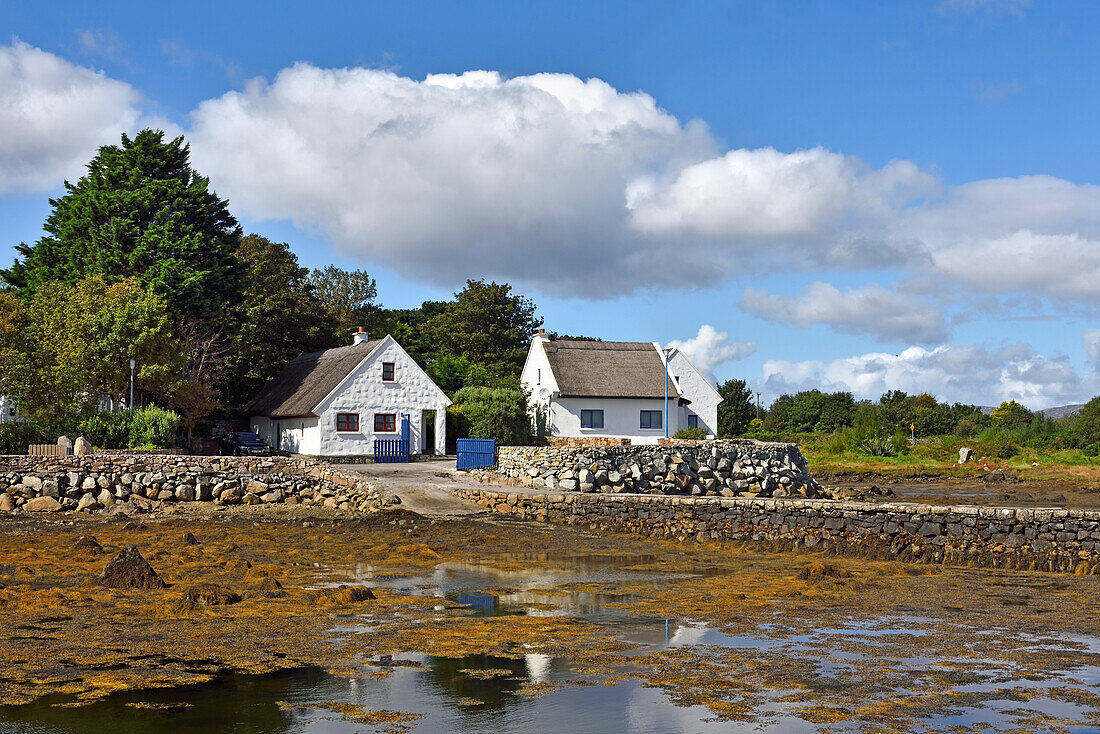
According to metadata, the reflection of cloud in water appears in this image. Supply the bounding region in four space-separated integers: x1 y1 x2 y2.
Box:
668 623 708 647
525 653 552 683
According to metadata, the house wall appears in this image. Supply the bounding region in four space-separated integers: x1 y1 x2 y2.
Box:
520 336 557 436
550 397 684 445
668 351 720 435
0 395 17 424
313 339 450 456
251 417 322 455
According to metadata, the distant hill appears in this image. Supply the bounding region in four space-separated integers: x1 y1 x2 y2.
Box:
1039 404 1085 419
978 404 1084 418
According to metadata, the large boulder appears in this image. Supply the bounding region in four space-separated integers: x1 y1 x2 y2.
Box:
958 447 974 464
74 437 93 456
100 546 166 590
0 493 13 512
76 492 98 512
24 496 61 512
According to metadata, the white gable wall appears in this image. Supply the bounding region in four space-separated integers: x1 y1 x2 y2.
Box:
668 350 721 435
313 337 451 456
520 336 558 433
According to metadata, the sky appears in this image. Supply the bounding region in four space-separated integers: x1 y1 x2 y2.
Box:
1 0 1098 410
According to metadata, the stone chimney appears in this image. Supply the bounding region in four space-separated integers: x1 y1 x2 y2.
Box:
352 326 370 345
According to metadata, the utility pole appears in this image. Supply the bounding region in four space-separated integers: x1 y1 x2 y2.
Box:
129 359 136 414
755 392 761 420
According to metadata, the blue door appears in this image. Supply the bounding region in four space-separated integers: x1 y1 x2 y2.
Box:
374 414 411 463
456 438 496 470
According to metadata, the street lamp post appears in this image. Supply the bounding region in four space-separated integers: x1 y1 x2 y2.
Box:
129 359 136 414
663 348 670 439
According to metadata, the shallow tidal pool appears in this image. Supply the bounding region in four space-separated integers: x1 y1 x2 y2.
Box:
5 547 1100 734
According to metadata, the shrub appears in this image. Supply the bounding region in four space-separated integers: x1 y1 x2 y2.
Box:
128 405 180 448
977 428 1018 459
673 427 708 440
80 411 132 449
1084 443 1100 458
955 418 978 439
451 386 530 446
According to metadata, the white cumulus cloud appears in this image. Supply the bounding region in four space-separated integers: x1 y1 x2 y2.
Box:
760 343 1097 410
1084 329 1100 368
0 40 141 194
186 65 717 294
739 282 948 344
666 324 757 382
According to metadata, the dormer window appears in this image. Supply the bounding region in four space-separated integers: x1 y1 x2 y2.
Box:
382 362 395 382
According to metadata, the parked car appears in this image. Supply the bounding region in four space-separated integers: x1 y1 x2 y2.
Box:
219 432 271 456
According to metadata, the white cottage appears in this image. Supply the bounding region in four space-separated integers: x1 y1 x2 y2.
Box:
521 332 721 444
247 330 451 457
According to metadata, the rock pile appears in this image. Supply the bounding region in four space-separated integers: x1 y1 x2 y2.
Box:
100 546 166 590
0 454 386 515
479 440 824 499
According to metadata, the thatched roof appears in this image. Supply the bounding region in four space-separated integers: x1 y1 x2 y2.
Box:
247 340 382 418
543 340 681 399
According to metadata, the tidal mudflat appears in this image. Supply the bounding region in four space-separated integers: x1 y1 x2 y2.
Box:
1 502 1098 733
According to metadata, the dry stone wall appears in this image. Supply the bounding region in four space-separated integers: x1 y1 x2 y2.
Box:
487 440 819 498
452 487 1100 574
0 454 386 514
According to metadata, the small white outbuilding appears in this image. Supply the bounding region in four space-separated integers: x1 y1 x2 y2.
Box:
521 332 721 444
248 330 451 457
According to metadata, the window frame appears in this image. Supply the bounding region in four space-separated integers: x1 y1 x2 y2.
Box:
335 413 360 433
639 410 663 430
381 362 396 382
374 413 397 433
687 415 699 429
579 409 604 429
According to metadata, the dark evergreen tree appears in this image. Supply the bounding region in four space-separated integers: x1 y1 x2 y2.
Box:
716 379 756 437
221 235 334 409
2 129 242 323
427 279 542 377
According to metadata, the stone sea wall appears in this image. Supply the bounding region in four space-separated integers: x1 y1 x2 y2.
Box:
0 454 385 514
484 440 819 498
452 487 1100 573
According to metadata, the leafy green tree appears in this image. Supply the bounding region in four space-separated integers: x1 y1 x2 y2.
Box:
360 300 447 365
8 276 176 417
0 292 27 384
221 235 334 408
716 379 755 437
308 265 378 338
2 130 242 323
428 280 542 377
818 392 856 431
451 386 531 445
989 400 1033 430
426 354 473 396
1076 396 1100 449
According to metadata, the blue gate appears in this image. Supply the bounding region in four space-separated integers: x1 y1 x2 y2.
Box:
374 415 411 463
456 438 496 470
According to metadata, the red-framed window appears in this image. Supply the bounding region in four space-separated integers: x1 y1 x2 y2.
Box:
374 413 397 432
336 413 359 432
382 362 395 381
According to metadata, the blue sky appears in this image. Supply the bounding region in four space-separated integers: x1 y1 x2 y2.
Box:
1 0 1098 408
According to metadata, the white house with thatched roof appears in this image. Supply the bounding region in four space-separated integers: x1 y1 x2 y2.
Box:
521 332 720 444
247 330 450 457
